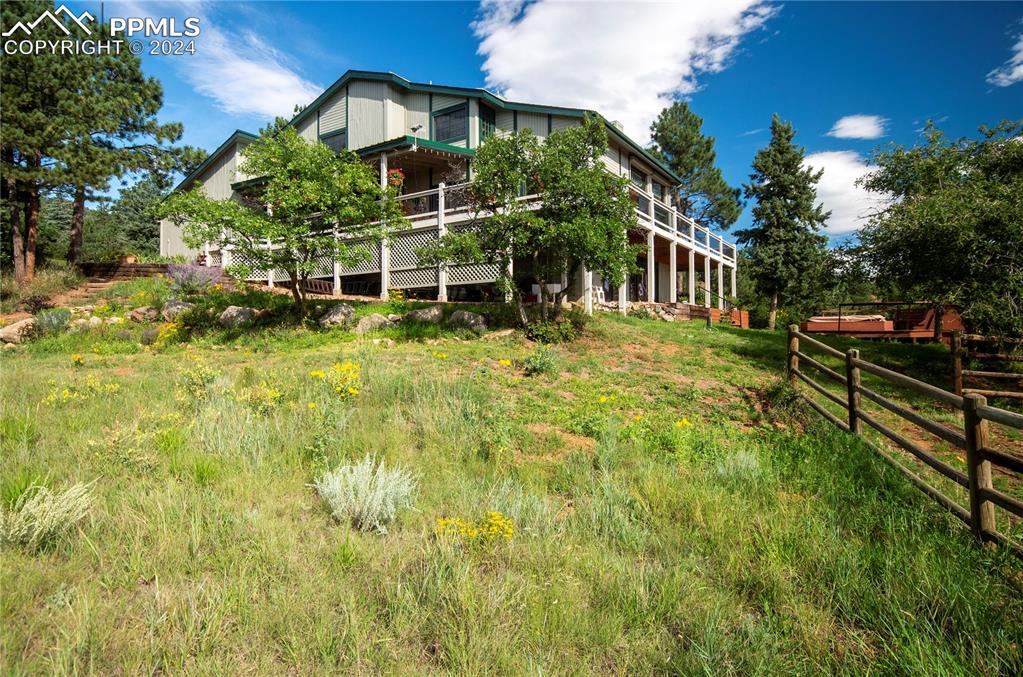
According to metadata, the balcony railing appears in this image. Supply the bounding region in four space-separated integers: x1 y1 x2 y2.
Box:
205 181 737 279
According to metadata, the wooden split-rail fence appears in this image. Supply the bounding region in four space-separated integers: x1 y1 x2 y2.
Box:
951 331 1023 400
787 325 1023 556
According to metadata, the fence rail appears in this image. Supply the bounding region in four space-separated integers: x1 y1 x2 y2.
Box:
952 331 1023 400
787 325 1023 556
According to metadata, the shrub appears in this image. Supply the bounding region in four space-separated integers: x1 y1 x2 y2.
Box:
0 482 93 551
525 319 577 343
523 345 560 377
167 263 222 296
312 456 416 533
32 308 71 336
176 360 219 405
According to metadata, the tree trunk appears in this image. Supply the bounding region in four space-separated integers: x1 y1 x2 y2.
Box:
67 184 86 266
23 186 39 282
512 289 529 328
768 290 779 331
6 176 26 283
288 270 304 309
933 303 944 343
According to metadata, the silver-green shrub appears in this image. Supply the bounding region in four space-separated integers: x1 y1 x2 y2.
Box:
1 482 93 551
312 456 416 533
32 308 71 336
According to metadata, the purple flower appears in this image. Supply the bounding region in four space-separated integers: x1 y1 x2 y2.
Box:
167 263 222 295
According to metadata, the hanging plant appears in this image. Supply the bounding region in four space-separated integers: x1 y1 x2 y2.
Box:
387 168 406 187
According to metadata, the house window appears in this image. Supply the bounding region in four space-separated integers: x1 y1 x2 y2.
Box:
630 165 647 188
651 182 664 201
433 103 468 143
320 129 347 153
479 104 496 142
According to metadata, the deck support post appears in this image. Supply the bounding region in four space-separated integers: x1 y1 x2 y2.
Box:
331 231 340 295
583 266 593 316
704 255 711 308
717 261 724 310
730 264 737 299
379 153 390 300
617 273 628 316
436 183 447 302
688 249 695 306
669 243 677 304
646 230 655 303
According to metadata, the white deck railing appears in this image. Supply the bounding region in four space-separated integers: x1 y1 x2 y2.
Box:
205 181 737 282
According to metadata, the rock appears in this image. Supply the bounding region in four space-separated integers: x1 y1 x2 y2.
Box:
404 305 444 323
115 330 133 341
318 303 355 328
219 306 257 328
481 328 516 341
161 299 195 321
447 310 487 333
2 342 17 351
354 313 392 334
128 306 159 323
69 318 89 333
88 316 103 328
106 316 125 325
386 313 401 323
0 318 34 344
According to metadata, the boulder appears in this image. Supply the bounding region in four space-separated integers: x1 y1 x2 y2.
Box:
106 316 125 325
386 313 401 323
69 318 89 333
354 313 392 334
2 342 18 351
219 305 257 328
88 316 103 328
447 310 487 333
0 318 35 344
161 299 195 322
318 303 355 328
404 305 444 323
128 306 159 323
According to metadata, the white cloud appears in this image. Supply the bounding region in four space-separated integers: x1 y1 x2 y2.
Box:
109 1 321 119
803 151 890 236
473 0 777 141
986 29 1023 87
825 114 888 140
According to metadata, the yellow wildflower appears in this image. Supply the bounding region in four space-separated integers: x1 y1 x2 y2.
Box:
308 402 316 410
497 358 512 367
675 418 692 428
71 354 84 367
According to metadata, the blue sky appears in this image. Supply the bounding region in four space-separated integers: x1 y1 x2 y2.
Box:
71 1 1023 241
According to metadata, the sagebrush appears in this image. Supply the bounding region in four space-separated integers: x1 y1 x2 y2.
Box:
0 482 93 551
312 456 416 533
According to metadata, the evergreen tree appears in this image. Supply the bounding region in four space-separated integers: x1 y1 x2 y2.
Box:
736 115 829 330
649 102 742 231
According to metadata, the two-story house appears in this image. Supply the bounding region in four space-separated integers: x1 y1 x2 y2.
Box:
160 70 737 313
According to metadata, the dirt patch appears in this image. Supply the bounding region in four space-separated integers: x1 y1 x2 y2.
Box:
520 422 597 463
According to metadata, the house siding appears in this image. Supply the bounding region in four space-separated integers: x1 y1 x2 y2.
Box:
516 112 548 138
404 91 430 139
432 93 463 111
347 80 386 149
318 88 347 135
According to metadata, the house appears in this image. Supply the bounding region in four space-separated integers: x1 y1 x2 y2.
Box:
160 70 738 313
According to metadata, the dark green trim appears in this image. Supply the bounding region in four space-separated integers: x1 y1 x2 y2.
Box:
284 70 680 184
354 135 475 158
344 86 350 149
231 176 266 192
547 114 552 135
174 129 258 193
513 111 518 132
431 102 469 144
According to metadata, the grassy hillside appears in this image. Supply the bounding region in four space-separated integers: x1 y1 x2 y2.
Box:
2 310 1021 674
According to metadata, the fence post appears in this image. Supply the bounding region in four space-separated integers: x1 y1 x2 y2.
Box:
845 349 862 434
787 325 799 384
963 393 996 540
951 330 963 396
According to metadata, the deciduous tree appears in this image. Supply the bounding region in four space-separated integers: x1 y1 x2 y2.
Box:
158 124 405 309
858 120 1023 337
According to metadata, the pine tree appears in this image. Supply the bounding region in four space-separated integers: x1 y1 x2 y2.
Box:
650 102 742 231
736 115 829 330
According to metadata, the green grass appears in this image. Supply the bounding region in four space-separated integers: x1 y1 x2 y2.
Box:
2 312 1021 674
0 264 84 314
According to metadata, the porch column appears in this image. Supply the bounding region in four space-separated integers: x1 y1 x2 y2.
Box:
379 153 390 300
668 243 677 304
704 255 711 308
266 238 275 288
688 249 696 305
436 183 447 302
618 275 628 316
717 261 724 310
583 266 593 315
646 230 655 303
730 264 737 298
505 258 514 302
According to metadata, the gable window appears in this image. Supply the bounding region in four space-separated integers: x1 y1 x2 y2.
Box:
433 103 468 143
630 165 647 189
320 129 347 154
651 182 664 201
479 104 496 142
